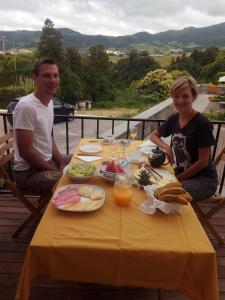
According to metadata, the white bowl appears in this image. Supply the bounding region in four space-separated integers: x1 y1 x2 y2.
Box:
63 163 96 181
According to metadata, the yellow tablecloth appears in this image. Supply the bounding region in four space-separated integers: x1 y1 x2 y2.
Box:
15 139 219 300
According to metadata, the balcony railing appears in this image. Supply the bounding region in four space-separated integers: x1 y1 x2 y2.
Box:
2 112 225 158
1 112 225 193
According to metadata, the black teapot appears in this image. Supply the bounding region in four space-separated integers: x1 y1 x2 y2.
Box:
148 147 167 168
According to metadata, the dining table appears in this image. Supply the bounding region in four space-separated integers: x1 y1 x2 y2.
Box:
15 139 219 300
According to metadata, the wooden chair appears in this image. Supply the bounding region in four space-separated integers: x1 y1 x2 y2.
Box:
191 146 225 245
0 131 48 238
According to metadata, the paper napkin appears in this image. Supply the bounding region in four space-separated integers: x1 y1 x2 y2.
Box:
138 140 156 148
75 155 103 162
139 184 182 215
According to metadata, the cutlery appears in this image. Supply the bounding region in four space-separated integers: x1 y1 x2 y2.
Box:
148 166 163 179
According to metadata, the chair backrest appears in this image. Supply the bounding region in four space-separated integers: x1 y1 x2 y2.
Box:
213 146 225 194
0 131 41 212
0 131 14 181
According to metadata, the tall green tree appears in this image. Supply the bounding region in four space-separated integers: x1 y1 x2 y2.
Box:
83 45 114 102
37 19 64 66
112 50 160 88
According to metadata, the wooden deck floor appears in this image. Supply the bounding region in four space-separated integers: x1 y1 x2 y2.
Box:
1 195 225 300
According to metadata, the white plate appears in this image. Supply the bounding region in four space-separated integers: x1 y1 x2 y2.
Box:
140 146 155 155
53 184 105 212
80 144 102 154
63 164 96 181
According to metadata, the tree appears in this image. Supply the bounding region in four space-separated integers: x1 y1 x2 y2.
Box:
137 69 173 100
65 47 82 75
37 19 64 66
59 67 84 103
83 45 114 102
112 50 160 88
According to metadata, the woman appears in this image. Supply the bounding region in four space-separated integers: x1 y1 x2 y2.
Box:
150 76 218 201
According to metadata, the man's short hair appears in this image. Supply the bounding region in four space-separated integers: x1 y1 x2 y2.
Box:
33 57 57 76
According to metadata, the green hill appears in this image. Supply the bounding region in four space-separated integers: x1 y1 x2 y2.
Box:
1 22 225 50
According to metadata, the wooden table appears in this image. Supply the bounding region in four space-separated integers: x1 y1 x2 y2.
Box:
15 139 219 300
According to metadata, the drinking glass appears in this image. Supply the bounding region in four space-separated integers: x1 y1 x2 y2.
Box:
119 139 130 161
129 127 138 142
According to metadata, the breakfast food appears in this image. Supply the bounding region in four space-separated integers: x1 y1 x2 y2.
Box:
66 163 95 177
90 190 102 201
105 160 124 174
157 187 186 198
159 194 189 205
78 185 93 198
53 186 81 207
154 181 192 205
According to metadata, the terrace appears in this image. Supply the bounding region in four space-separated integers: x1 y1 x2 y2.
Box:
0 94 225 300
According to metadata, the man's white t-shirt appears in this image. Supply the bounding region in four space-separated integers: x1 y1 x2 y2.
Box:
13 93 54 171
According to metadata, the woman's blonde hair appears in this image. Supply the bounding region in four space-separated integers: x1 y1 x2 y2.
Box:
170 76 198 98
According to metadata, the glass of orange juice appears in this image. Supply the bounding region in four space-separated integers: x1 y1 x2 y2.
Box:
113 173 133 207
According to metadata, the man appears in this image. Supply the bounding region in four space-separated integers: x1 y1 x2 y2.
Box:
13 57 71 195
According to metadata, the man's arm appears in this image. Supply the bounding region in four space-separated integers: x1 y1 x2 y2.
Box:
16 129 58 171
52 139 65 171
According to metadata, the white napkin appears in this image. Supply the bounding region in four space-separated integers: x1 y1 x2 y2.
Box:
139 184 182 215
75 155 103 162
138 140 156 148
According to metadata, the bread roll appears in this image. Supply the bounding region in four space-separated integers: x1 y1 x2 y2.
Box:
158 187 186 198
78 186 93 198
162 181 182 189
159 194 188 205
90 190 102 201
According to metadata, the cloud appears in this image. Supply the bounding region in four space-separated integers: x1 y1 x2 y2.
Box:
0 0 225 35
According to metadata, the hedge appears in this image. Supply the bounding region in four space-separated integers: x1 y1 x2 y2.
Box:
0 86 27 108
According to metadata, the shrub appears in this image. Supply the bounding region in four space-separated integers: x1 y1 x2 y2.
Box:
205 111 225 121
0 86 26 108
92 101 114 109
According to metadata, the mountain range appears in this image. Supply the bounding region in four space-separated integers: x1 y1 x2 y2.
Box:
1 22 225 51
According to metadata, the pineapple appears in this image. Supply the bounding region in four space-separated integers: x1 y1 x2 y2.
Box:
137 169 152 186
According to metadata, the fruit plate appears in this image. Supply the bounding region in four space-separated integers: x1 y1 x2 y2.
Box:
63 163 96 181
79 144 102 154
53 184 105 212
98 165 132 182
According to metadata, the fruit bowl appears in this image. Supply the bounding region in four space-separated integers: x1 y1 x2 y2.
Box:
63 163 96 181
98 160 131 182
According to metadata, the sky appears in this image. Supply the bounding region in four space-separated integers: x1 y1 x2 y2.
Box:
0 0 225 36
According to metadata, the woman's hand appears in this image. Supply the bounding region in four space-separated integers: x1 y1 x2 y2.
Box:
164 145 174 165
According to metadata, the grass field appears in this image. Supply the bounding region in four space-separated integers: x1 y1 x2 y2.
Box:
154 54 181 67
76 107 139 118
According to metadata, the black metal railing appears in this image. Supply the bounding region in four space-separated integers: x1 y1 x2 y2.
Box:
1 112 225 193
1 112 225 158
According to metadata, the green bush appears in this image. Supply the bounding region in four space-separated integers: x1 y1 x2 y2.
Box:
205 111 225 121
92 101 114 109
0 86 26 108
